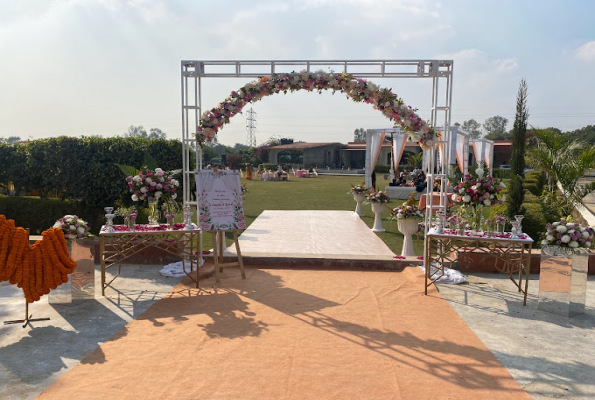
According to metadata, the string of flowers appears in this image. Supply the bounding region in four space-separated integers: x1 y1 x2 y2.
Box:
0 215 77 303
196 70 438 149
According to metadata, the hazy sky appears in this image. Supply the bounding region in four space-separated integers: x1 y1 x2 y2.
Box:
1 0 594 146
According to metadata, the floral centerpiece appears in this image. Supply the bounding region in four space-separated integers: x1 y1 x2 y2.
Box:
540 220 595 249
196 70 439 148
349 184 370 195
52 215 91 240
366 191 391 203
390 204 424 220
126 167 180 225
451 167 505 234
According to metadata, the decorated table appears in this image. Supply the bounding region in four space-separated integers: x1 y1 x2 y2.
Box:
424 228 533 305
99 224 200 296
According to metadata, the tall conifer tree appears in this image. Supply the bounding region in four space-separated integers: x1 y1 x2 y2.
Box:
507 79 529 218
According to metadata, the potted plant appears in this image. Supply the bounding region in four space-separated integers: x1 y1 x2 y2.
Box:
391 199 424 257
538 219 594 316
349 184 370 217
366 191 391 232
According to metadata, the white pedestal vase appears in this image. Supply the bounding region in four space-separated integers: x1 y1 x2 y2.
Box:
398 218 419 257
48 238 96 305
371 202 386 232
353 193 365 217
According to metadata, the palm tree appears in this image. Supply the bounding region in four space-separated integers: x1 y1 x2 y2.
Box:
526 128 595 209
404 152 423 170
526 128 584 192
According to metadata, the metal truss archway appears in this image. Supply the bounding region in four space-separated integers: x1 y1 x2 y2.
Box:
181 59 454 258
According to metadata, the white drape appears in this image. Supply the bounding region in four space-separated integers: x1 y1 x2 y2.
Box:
471 139 485 167
365 131 386 189
456 132 469 174
392 133 409 172
484 140 493 169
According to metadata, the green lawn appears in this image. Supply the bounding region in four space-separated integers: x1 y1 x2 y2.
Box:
200 174 426 256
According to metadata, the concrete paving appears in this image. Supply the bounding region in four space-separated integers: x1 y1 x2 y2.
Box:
0 263 187 400
437 273 595 400
1 264 594 399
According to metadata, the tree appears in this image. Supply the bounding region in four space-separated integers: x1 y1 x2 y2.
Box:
353 128 366 142
7 136 21 143
484 130 513 140
404 152 423 169
483 116 508 139
507 79 528 219
461 119 482 139
149 128 166 139
124 126 166 139
566 125 595 144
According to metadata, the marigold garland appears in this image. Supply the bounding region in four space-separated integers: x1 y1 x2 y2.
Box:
0 215 77 303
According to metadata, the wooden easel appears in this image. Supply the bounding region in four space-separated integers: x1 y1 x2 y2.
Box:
211 230 246 283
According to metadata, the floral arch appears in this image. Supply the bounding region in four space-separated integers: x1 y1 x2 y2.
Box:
196 70 438 150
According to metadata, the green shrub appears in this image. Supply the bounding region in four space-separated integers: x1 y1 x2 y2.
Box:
0 195 81 234
525 182 541 196
374 164 391 173
522 201 547 245
493 168 512 179
526 170 546 188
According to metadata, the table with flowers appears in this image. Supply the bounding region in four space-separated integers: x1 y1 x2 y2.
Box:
424 228 533 305
99 224 200 296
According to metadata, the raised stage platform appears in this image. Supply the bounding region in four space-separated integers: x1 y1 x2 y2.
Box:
223 210 399 268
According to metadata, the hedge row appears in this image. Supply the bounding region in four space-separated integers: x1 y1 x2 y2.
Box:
0 137 188 233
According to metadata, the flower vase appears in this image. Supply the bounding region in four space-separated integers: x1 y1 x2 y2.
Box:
354 193 365 217
166 216 175 229
470 205 484 236
538 246 590 317
147 198 160 226
398 218 419 257
371 202 385 232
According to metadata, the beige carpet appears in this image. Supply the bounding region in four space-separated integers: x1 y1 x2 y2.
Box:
38 265 530 399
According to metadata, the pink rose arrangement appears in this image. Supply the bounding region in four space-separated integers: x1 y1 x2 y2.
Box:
52 215 90 240
541 220 595 249
196 70 437 146
126 168 179 203
451 171 505 207
349 184 370 195
366 191 391 204
390 204 424 220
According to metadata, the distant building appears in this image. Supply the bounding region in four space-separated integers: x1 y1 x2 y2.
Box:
267 139 512 170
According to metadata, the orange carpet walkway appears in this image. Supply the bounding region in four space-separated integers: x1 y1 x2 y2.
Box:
38 266 530 399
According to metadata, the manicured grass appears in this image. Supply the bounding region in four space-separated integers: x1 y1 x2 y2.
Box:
200 174 426 256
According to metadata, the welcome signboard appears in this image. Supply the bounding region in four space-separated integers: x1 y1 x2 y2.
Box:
195 170 246 232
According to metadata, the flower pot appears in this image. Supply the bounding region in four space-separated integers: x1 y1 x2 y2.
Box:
353 193 365 217
371 202 385 232
538 246 589 317
398 218 419 257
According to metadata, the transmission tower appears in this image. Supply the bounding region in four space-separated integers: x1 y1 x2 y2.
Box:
246 108 257 147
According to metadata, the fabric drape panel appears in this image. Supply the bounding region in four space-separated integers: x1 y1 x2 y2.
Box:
366 131 385 189
456 132 469 174
392 133 409 172
471 139 485 167
484 141 493 169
